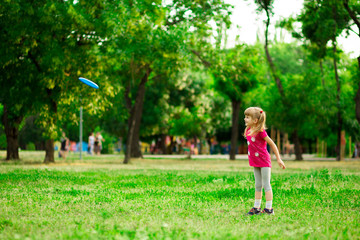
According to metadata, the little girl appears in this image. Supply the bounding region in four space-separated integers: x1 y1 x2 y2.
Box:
244 107 286 215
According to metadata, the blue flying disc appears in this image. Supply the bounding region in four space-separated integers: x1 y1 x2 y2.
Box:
79 77 99 89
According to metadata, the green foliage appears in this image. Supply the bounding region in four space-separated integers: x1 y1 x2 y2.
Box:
18 116 46 150
301 0 350 42
26 142 35 151
245 41 359 155
298 0 351 61
211 44 264 102
0 0 117 148
96 0 232 150
98 93 128 139
1 0 359 157
169 106 204 138
206 91 232 136
167 69 223 139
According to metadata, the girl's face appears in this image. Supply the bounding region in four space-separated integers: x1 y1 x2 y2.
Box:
244 115 258 127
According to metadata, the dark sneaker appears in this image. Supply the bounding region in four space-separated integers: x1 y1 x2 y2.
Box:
261 208 274 215
247 207 261 215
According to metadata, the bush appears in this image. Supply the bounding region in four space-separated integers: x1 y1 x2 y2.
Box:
104 143 114 154
26 142 36 151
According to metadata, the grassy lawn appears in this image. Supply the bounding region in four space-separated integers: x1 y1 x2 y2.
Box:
0 151 359 239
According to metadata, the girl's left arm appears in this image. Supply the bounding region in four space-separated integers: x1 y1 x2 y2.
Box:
264 136 286 169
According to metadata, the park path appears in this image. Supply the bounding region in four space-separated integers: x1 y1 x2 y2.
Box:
1 151 360 173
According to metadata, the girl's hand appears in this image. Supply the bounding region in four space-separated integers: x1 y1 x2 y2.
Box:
277 159 286 169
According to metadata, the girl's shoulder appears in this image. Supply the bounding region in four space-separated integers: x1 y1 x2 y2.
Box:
257 129 268 138
247 128 268 138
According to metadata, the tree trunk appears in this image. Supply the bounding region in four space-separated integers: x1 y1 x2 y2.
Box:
292 130 303 160
355 56 360 124
193 136 198 155
160 134 166 154
319 59 325 86
342 2 360 123
43 88 58 163
169 136 176 154
2 105 23 160
130 138 142 158
130 72 149 158
130 95 145 158
230 100 241 160
343 1 360 38
124 66 151 163
124 115 136 164
336 109 343 161
308 139 313 154
44 139 55 163
332 40 342 161
264 10 285 99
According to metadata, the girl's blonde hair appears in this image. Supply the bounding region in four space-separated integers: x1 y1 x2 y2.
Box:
243 107 267 137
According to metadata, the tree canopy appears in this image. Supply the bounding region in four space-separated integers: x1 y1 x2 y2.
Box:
0 0 359 161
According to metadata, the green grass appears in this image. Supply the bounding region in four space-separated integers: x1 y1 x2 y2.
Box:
0 153 359 239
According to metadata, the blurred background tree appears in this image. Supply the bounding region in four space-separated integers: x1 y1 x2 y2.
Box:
0 0 359 162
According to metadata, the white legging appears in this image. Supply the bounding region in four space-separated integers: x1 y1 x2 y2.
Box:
254 167 272 192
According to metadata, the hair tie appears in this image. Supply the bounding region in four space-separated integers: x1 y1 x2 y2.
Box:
260 111 263 113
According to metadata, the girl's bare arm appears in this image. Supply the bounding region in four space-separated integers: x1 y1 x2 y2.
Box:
264 136 286 169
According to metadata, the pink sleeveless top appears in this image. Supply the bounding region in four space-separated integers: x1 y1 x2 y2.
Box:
246 129 271 168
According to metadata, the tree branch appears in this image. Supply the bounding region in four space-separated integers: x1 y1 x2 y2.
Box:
343 0 360 37
190 50 211 68
28 51 42 72
124 83 132 111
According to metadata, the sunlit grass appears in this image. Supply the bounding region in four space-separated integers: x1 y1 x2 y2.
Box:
0 151 359 239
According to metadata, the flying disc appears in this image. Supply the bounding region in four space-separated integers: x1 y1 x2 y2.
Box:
78 77 99 89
